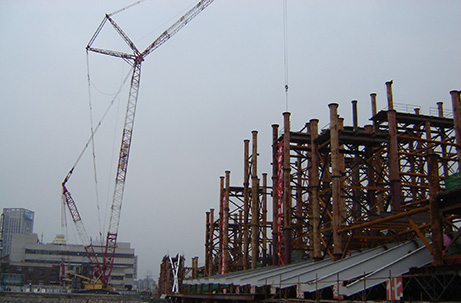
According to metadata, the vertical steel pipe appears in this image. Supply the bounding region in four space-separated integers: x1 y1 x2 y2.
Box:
271 124 279 266
450 90 461 167
243 139 250 270
309 119 321 260
338 117 346 224
329 103 342 259
352 100 358 131
262 173 268 265
351 101 360 220
209 208 214 276
386 81 402 211
437 101 449 176
371 93 378 131
283 112 292 264
192 257 198 279
386 81 394 110
437 102 444 118
223 171 230 274
205 211 210 276
371 93 377 116
219 177 224 274
251 131 259 269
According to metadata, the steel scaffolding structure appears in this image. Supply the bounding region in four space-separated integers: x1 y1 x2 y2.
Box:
205 132 271 276
204 83 461 281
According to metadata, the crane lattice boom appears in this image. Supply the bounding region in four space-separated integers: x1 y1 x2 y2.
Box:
62 0 214 289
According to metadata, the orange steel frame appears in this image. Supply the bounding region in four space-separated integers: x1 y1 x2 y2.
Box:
205 132 271 276
205 83 461 276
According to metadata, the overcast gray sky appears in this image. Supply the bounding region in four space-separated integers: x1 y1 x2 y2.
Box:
1 0 460 280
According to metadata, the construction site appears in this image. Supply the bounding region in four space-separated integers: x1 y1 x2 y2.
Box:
2 0 460 302
161 83 461 302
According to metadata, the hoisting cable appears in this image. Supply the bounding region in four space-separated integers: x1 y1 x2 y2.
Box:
283 0 289 112
62 64 133 185
134 1 197 47
86 51 104 247
108 0 147 17
102 64 125 244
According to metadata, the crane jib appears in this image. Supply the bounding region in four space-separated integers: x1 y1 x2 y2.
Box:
63 0 215 289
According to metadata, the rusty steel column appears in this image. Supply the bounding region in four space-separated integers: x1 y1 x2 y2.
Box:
371 93 378 131
428 153 443 265
437 101 449 176
218 177 225 274
351 101 361 221
329 103 342 259
338 117 346 226
243 139 250 270
309 119 321 260
205 211 211 276
192 257 198 279
352 100 358 131
371 93 377 116
283 112 292 265
223 171 230 274
437 101 444 117
450 90 461 167
271 124 280 266
251 130 259 269
386 80 402 211
262 173 268 265
208 208 214 276
238 209 243 254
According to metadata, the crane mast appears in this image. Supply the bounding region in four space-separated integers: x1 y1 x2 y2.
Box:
102 59 142 282
62 0 214 289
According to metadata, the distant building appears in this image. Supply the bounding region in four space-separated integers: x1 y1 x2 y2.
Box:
1 233 137 290
0 208 34 257
135 277 157 292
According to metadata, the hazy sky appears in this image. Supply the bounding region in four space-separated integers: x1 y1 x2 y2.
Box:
1 0 460 280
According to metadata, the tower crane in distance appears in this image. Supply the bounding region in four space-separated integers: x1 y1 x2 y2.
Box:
62 0 215 289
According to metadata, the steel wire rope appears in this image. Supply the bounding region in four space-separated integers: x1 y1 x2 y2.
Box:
86 53 135 249
86 51 104 248
108 0 148 17
63 56 132 250
102 62 127 247
133 1 198 47
89 80 126 96
63 66 131 183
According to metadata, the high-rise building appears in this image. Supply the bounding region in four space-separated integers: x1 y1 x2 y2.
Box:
0 208 34 257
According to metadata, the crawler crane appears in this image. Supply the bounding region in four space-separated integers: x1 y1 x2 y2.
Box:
62 0 214 289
